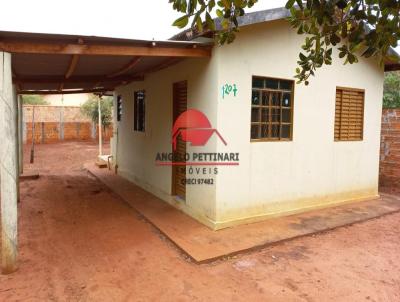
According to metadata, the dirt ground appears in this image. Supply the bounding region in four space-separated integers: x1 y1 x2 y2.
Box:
0 141 400 302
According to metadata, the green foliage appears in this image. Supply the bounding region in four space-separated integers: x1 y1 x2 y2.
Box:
22 95 49 105
170 0 400 85
383 71 400 108
170 0 258 44
81 94 113 126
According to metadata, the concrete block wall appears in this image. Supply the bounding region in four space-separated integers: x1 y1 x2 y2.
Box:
23 105 112 144
23 105 91 122
380 109 400 188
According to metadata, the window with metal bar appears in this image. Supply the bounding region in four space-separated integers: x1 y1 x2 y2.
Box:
251 76 294 141
134 90 145 132
117 95 122 122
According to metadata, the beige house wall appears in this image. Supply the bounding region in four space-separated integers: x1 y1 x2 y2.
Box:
113 19 384 229
113 57 220 228
214 20 384 227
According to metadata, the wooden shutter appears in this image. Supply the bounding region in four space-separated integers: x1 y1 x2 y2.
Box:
334 87 364 141
172 81 187 200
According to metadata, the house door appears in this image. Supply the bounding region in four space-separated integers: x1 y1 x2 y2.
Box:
172 80 187 200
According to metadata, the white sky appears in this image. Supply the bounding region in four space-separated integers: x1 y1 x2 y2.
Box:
0 0 288 39
0 0 398 52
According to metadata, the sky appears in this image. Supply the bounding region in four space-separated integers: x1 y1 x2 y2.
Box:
0 0 398 53
0 0 288 40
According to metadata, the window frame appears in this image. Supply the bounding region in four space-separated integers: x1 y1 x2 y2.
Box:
334 86 365 142
250 75 295 142
134 90 146 132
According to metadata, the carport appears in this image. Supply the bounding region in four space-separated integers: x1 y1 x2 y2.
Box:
0 30 212 274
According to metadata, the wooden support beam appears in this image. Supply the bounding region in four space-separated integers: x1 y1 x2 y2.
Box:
107 56 142 78
0 41 211 57
93 81 101 89
58 54 79 92
19 87 114 95
65 55 79 79
385 64 400 72
0 51 19 274
14 74 144 84
142 57 183 74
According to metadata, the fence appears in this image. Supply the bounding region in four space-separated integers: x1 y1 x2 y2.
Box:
23 105 112 144
380 109 400 188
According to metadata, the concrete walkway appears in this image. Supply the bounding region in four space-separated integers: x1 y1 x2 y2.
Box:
86 163 400 263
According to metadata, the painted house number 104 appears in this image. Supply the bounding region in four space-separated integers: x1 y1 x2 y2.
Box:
222 84 238 99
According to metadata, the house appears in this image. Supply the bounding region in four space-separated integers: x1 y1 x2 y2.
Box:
1 7 399 273
110 7 400 229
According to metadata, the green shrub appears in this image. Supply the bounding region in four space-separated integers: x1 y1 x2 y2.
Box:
383 71 400 109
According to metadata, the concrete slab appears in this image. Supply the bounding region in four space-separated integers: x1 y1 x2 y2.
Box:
86 163 400 263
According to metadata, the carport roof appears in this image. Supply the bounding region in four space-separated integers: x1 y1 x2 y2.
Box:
0 30 213 94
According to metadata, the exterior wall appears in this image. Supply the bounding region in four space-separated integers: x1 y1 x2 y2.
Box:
214 20 384 227
23 105 112 144
113 57 220 228
113 19 384 230
24 105 91 122
380 109 400 188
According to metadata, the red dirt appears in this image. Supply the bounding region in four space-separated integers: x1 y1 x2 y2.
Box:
1 141 400 301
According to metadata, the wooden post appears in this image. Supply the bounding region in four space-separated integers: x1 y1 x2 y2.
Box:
60 106 64 140
41 122 45 144
18 95 23 175
13 88 20 204
0 51 19 274
30 106 35 164
91 122 96 140
98 97 103 156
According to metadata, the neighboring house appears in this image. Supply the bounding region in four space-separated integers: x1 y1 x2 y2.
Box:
111 8 397 230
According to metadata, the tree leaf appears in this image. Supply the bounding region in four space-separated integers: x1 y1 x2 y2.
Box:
206 12 215 30
285 0 296 9
172 15 189 28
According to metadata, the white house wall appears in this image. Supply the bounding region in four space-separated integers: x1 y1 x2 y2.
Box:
214 20 384 228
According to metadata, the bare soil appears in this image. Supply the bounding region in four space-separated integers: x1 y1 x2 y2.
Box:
0 141 399 301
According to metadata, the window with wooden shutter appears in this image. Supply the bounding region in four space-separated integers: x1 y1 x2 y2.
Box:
334 87 364 141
